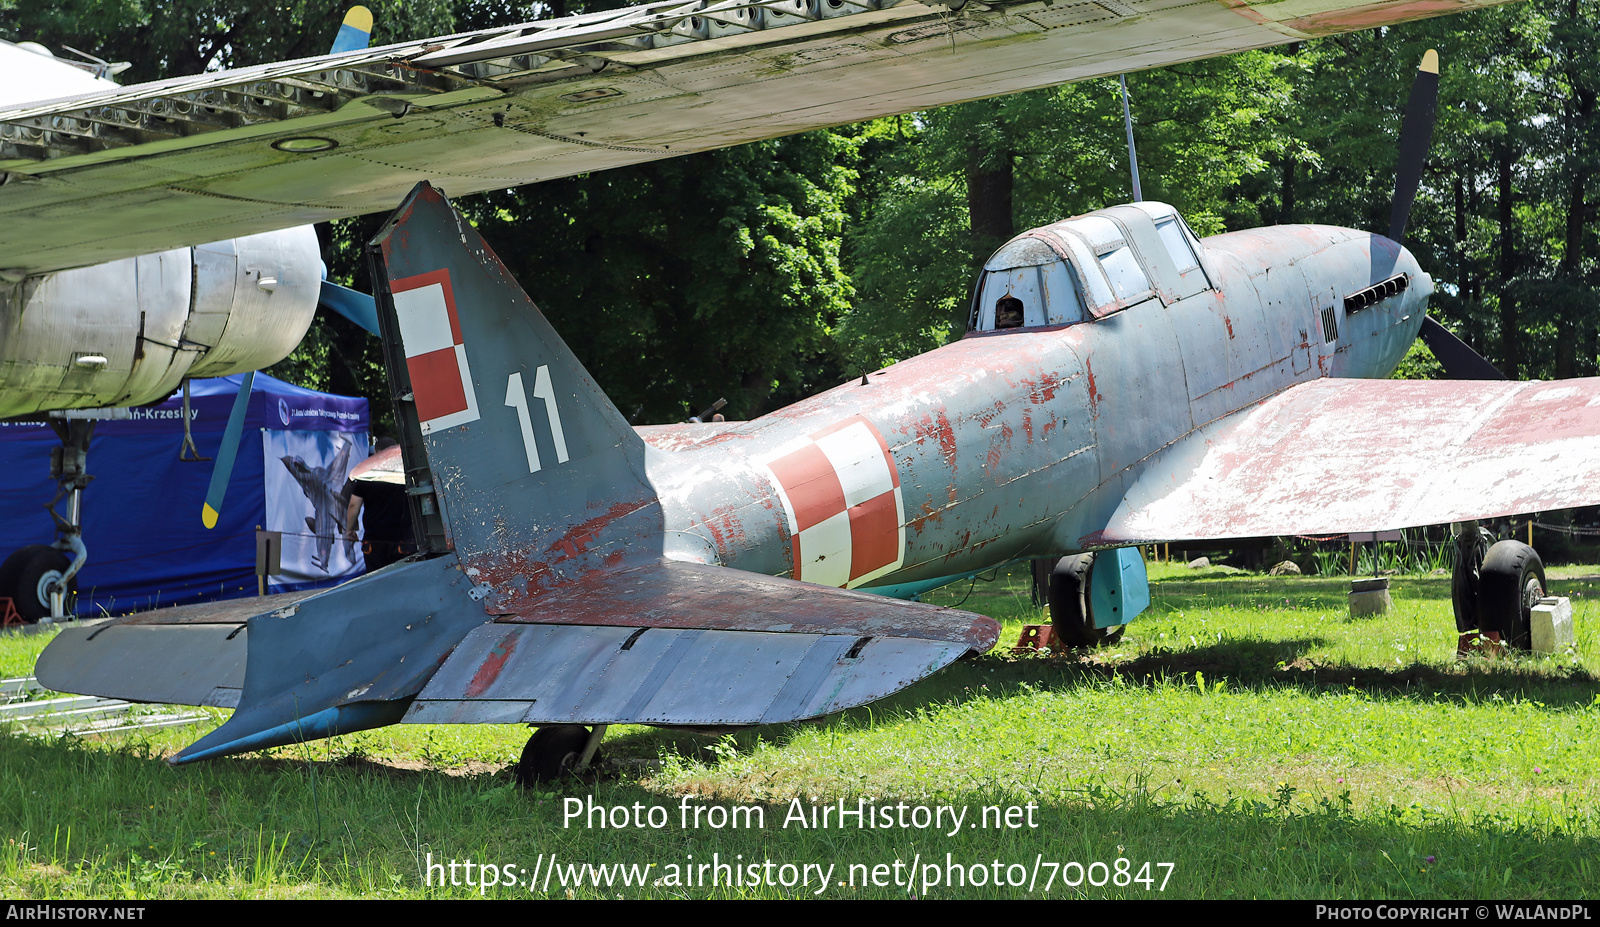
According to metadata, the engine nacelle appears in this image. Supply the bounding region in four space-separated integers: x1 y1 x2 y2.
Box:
0 226 320 418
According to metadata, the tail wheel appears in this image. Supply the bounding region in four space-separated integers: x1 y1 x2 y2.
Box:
1048 553 1124 649
0 545 75 623
1478 540 1544 651
515 725 603 787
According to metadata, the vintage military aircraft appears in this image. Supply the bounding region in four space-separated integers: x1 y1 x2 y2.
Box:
38 120 1600 780
17 1 1598 779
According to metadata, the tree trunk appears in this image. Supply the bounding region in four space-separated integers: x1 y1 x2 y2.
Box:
1497 148 1519 379
1281 157 1295 225
966 141 1014 260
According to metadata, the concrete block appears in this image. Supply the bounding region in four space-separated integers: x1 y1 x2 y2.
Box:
1530 597 1574 655
1348 577 1391 618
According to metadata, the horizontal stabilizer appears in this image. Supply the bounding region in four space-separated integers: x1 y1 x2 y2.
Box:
501 559 997 648
33 590 317 707
1095 376 1600 543
407 624 966 726
36 624 246 708
406 559 996 726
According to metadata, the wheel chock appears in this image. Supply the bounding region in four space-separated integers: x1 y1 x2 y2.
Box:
1457 629 1506 659
1015 624 1055 653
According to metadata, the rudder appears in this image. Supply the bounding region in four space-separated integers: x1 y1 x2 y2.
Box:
369 182 661 594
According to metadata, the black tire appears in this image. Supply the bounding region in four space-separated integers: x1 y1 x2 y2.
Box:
1047 553 1124 648
1478 540 1544 651
1451 528 1489 633
514 725 598 787
0 545 74 623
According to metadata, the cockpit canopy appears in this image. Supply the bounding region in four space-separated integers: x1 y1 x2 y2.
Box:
969 202 1211 332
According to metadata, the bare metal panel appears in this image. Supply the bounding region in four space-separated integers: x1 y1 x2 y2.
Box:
0 227 317 415
184 228 320 376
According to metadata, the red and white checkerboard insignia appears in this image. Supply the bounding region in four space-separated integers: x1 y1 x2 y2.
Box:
391 269 480 434
763 415 905 589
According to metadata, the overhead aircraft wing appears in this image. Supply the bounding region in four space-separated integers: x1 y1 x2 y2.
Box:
1090 377 1600 544
0 0 1520 276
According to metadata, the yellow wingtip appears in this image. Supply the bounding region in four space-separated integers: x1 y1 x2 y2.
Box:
344 5 373 32
202 504 219 529
1420 49 1439 75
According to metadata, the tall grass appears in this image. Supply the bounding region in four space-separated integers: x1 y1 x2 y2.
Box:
3 564 1598 898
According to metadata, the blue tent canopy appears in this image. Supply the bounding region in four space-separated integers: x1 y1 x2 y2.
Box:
0 374 368 616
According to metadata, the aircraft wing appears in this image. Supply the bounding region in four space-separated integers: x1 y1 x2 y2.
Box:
1091 376 1600 544
0 0 1519 276
406 558 996 726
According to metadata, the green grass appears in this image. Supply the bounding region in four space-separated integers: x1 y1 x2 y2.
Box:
3 563 1599 898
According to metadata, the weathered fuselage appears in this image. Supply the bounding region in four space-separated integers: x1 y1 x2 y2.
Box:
642 207 1430 595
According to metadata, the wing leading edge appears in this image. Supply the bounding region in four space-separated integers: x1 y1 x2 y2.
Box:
0 0 1521 275
1092 377 1600 545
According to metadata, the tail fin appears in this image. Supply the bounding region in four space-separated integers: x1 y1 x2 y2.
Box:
368 183 661 593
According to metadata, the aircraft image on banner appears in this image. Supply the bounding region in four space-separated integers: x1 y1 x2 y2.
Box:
276 434 361 574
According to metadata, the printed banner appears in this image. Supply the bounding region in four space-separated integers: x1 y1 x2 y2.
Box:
263 429 369 589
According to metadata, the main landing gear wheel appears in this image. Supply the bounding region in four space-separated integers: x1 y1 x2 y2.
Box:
1478 540 1545 652
515 725 605 787
0 544 75 623
1048 553 1124 649
1451 526 1489 635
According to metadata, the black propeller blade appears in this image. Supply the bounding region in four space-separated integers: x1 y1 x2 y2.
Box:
1387 50 1507 381
1418 317 1506 380
1388 49 1439 245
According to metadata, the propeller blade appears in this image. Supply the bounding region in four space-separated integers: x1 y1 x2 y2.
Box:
330 6 373 54
1388 49 1440 244
318 279 380 335
201 370 255 529
1418 316 1506 380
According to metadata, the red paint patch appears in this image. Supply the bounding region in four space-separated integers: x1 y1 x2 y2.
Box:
547 499 653 561
935 410 958 467
463 630 519 697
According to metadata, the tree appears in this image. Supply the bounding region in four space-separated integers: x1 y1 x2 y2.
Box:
840 51 1299 370
456 131 858 423
0 1 453 81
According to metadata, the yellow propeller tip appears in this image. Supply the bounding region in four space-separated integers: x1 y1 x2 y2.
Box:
343 6 373 32
202 505 219 529
1420 49 1439 75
